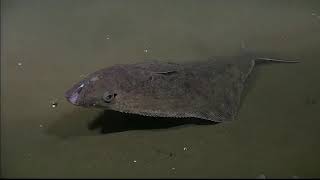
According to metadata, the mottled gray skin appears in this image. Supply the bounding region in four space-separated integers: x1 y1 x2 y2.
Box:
65 55 298 122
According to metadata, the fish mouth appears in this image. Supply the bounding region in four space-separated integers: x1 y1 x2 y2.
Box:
65 92 81 105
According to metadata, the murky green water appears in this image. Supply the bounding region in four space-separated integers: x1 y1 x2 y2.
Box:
1 0 320 178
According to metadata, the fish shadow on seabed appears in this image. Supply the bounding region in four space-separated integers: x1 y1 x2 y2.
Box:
46 109 217 138
88 110 217 134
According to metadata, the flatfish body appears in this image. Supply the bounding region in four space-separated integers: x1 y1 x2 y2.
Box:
65 54 298 122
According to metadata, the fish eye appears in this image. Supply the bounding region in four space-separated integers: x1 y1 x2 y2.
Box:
103 92 117 103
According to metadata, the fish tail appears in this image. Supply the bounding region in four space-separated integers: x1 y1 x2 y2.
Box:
240 41 300 63
254 57 300 63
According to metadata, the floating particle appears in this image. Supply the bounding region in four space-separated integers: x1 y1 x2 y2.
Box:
133 160 137 163
39 124 43 128
25 153 32 160
144 49 148 53
183 147 188 151
17 62 22 66
50 100 58 108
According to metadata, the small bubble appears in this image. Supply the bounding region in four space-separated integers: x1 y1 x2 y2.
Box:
183 147 188 151
17 62 22 66
171 167 175 170
133 160 137 163
144 49 148 53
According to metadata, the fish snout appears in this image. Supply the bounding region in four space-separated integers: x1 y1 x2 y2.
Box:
65 83 85 106
65 91 81 105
